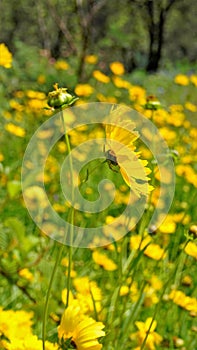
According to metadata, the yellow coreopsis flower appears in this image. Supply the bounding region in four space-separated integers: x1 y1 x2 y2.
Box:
5 335 58 350
105 108 153 197
174 74 189 86
185 241 197 259
92 250 117 271
18 268 34 281
85 55 98 64
58 304 105 350
75 84 94 97
131 317 163 350
109 61 125 75
5 123 25 137
54 59 70 70
0 43 13 68
93 70 110 83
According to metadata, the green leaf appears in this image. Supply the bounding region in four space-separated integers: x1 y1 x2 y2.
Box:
4 217 25 240
7 180 21 198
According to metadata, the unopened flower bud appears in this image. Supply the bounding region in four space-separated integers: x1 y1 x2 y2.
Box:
144 95 161 110
47 83 78 109
189 225 197 238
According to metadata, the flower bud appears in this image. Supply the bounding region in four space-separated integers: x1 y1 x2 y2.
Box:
189 225 197 238
47 83 78 109
144 95 161 110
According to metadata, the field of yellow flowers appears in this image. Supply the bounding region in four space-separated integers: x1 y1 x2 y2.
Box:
0 43 197 350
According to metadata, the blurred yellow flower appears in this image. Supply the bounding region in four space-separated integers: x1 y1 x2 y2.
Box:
190 74 197 86
5 123 25 137
0 308 33 341
26 90 46 99
5 335 58 350
112 76 131 89
37 74 46 84
92 250 117 271
18 268 34 281
96 92 117 103
185 241 197 259
85 54 98 64
54 59 70 70
93 70 110 83
0 153 4 162
0 43 12 68
120 285 130 296
73 276 102 313
144 243 166 261
158 215 176 234
75 83 94 97
174 74 189 86
110 61 125 75
131 317 163 350
169 290 197 315
129 86 146 104
185 101 197 112
130 234 152 251
58 304 105 349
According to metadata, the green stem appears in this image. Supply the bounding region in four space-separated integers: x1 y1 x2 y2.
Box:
60 108 75 308
42 243 64 350
42 107 75 349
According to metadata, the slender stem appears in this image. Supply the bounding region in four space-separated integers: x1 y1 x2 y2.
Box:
60 108 75 308
42 243 64 350
42 107 75 349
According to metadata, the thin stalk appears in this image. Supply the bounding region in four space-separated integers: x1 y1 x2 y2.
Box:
42 243 64 350
60 108 75 308
42 107 75 349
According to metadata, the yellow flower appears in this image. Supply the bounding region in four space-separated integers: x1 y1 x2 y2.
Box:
129 86 146 104
54 59 70 70
0 308 33 341
73 276 102 313
158 215 176 234
92 250 117 271
5 123 25 137
58 304 105 350
109 61 125 75
0 43 12 68
144 243 166 261
5 335 58 350
185 101 197 112
18 268 34 281
0 153 4 162
190 74 197 86
131 317 163 350
105 107 152 197
93 70 110 83
37 74 46 84
85 55 98 64
185 241 197 259
130 235 152 251
75 84 94 97
174 74 189 86
26 90 46 99
112 76 131 89
169 290 197 315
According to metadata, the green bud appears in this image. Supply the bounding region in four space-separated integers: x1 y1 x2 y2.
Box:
47 83 78 109
144 95 162 110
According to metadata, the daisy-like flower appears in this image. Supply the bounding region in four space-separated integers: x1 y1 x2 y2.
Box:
58 304 105 350
105 107 153 197
0 43 13 68
131 317 163 350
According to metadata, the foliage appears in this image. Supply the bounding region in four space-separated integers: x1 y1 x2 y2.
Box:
0 42 197 350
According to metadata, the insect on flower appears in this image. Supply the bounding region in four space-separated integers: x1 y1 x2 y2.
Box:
104 106 153 197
